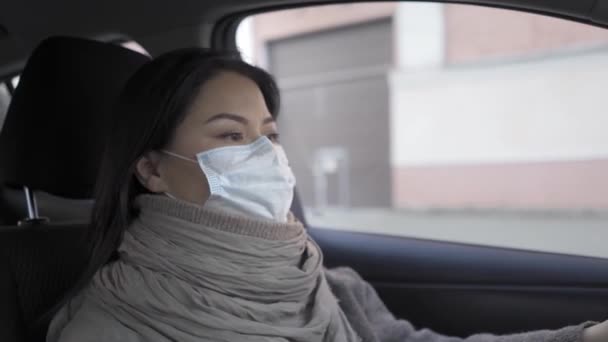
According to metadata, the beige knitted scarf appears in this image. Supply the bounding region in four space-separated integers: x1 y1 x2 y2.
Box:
85 194 360 342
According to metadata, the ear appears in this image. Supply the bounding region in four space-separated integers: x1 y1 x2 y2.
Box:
135 152 169 193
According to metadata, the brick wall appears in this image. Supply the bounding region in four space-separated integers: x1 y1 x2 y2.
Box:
444 4 608 64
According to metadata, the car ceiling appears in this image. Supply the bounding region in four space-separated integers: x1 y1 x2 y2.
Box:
0 0 607 77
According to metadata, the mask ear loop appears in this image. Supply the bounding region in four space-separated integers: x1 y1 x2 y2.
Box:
160 150 199 200
163 192 177 200
161 150 198 163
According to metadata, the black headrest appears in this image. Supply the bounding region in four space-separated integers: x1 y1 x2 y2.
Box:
0 37 150 199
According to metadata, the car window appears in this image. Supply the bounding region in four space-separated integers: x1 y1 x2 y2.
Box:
11 75 19 89
239 2 608 258
0 82 10 131
121 40 150 56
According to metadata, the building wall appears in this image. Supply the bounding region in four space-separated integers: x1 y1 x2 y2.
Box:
392 160 608 210
267 19 394 208
250 3 608 210
444 4 608 65
390 48 608 210
252 3 396 67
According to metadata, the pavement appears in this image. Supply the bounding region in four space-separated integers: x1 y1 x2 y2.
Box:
306 207 608 259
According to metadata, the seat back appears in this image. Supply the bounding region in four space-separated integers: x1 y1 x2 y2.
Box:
0 224 88 342
0 253 24 342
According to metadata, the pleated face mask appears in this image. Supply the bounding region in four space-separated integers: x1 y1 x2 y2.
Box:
163 136 296 222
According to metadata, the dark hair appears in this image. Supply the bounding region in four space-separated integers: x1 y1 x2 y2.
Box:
74 48 280 298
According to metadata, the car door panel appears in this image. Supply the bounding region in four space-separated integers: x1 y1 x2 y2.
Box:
309 227 608 337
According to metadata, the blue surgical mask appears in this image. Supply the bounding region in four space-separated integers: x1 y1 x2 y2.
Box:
162 136 296 222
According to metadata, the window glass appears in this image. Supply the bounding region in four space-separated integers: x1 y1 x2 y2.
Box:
239 3 608 258
11 75 19 89
0 82 10 131
120 40 150 57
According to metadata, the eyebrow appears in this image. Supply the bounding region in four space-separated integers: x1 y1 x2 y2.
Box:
205 113 275 125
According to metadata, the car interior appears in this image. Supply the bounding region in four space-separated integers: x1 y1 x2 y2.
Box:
1 0 608 341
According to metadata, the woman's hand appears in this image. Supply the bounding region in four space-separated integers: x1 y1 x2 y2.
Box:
583 320 608 342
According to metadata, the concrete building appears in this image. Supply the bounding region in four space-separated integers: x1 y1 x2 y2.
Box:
238 3 608 211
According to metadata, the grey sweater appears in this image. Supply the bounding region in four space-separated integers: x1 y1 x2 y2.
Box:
325 267 590 342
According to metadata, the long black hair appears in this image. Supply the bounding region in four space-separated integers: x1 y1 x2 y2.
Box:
73 48 280 301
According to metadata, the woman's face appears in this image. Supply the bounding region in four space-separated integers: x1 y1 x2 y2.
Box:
135 71 279 205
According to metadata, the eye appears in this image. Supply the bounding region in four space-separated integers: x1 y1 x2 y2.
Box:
267 133 281 143
219 132 244 142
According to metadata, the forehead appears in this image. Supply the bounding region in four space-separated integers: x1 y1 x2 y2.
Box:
187 71 272 122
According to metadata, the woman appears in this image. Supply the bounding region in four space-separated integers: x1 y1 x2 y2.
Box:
47 48 607 342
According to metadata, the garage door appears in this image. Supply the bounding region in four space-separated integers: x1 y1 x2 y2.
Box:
268 18 393 209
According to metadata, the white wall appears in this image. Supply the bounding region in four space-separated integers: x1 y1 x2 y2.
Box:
0 83 9 131
236 17 255 65
394 2 445 69
390 49 608 166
